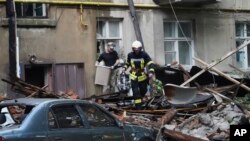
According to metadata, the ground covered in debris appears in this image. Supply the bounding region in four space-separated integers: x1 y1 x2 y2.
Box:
164 104 249 141
2 64 250 141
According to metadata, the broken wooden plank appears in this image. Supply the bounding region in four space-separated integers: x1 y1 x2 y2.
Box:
205 88 233 102
163 128 207 141
27 85 48 98
126 109 168 115
2 78 60 98
17 79 50 93
194 57 250 92
181 40 250 86
160 108 177 125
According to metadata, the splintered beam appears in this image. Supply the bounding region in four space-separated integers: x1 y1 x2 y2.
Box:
181 40 250 87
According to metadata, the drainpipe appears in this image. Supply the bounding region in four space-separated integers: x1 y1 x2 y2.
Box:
6 0 17 81
16 37 20 78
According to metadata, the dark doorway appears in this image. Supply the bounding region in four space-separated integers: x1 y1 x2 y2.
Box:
25 65 45 87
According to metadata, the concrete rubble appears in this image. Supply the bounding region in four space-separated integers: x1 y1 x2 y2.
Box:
164 104 249 140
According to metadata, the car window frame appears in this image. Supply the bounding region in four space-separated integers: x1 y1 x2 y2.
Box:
47 103 86 130
77 103 119 128
0 104 29 125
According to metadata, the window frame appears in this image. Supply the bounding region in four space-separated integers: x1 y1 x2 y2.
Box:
96 18 123 40
15 3 48 18
96 18 123 55
163 21 194 66
235 22 250 69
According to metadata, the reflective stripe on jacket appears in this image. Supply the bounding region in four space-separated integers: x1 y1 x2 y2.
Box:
125 51 154 82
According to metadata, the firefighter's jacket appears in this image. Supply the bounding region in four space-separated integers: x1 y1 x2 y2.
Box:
124 51 154 82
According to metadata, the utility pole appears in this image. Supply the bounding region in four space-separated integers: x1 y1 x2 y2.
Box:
127 0 145 51
6 0 17 81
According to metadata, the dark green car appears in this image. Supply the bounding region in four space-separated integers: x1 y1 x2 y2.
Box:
0 98 155 141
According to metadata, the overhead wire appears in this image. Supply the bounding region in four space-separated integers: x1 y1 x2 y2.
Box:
168 0 200 62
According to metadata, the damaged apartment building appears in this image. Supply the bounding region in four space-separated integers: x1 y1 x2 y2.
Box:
0 0 250 98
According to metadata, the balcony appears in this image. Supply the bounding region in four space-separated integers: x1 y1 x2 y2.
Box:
153 0 221 6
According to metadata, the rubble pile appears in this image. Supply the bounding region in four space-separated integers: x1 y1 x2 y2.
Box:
2 59 250 141
164 104 249 140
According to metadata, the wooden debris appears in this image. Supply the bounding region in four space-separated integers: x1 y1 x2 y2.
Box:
160 108 177 125
27 85 48 98
126 109 169 115
181 40 250 86
1 78 63 98
163 128 207 141
121 109 177 130
205 88 233 102
194 57 250 92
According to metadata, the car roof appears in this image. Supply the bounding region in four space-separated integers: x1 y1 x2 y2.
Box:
0 98 91 106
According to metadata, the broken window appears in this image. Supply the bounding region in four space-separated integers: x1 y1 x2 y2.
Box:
96 19 123 58
80 104 116 127
50 105 84 129
164 21 193 65
235 22 250 68
15 3 47 18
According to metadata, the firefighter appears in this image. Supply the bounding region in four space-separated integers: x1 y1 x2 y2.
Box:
123 40 155 109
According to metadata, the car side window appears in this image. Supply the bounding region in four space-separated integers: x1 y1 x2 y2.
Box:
48 110 57 129
80 104 116 127
49 105 84 129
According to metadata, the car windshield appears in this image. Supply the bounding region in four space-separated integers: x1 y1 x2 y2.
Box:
0 104 33 128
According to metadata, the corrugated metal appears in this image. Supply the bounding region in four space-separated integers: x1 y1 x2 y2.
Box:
55 64 85 98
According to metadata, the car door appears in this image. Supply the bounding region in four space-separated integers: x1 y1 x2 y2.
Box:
78 104 125 141
47 104 92 141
